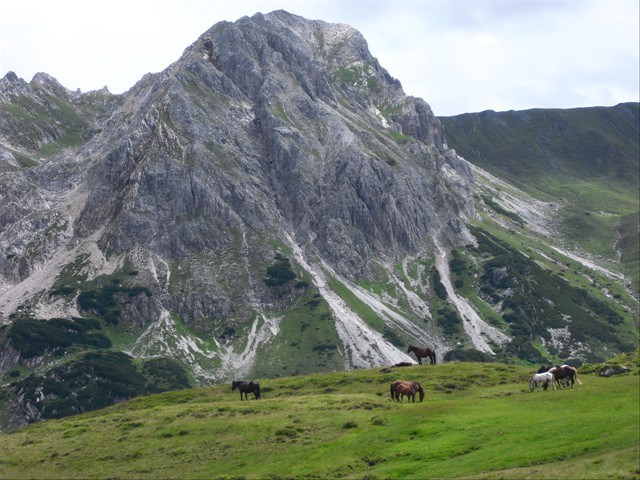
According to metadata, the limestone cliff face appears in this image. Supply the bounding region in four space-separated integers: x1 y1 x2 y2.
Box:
0 11 475 389
76 10 474 275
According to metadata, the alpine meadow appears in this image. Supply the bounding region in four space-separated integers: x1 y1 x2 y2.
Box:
0 10 638 478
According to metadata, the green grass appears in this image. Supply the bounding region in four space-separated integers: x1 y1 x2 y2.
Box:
389 130 412 143
619 211 640 293
1 359 637 479
440 104 639 288
251 287 345 377
327 274 386 331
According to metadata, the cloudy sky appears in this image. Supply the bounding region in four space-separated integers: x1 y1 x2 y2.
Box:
1 0 638 116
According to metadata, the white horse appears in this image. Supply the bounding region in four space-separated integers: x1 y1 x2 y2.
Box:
529 372 556 392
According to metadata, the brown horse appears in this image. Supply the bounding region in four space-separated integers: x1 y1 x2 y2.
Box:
407 345 436 365
232 380 261 400
390 380 425 403
548 365 582 388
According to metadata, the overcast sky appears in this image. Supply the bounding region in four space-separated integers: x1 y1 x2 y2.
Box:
1 0 638 116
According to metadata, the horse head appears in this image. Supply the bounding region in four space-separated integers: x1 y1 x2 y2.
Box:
413 382 425 402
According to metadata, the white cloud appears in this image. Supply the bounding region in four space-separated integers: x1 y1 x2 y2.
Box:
1 0 637 115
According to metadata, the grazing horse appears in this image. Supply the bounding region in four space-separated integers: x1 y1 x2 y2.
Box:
390 380 425 403
407 345 437 365
548 365 582 388
231 380 261 400
529 372 556 392
537 365 555 374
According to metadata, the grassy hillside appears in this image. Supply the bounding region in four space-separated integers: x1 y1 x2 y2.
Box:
440 103 640 292
0 355 637 479
440 103 639 197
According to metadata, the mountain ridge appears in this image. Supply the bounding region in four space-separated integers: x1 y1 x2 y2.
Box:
0 10 637 428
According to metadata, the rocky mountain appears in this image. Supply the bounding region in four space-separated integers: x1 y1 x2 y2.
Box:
0 11 637 428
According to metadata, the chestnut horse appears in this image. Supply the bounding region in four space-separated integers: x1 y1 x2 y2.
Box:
390 380 425 402
538 365 582 388
548 365 582 388
407 345 436 365
232 380 261 400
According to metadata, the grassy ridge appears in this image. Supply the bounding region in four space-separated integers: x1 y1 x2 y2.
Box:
439 103 639 196
1 359 637 479
440 103 639 289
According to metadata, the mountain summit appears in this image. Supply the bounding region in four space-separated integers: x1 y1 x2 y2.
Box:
76 10 474 273
0 11 636 427
1 9 476 364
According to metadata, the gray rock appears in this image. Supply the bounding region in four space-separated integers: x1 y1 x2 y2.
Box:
0 10 474 385
598 365 630 377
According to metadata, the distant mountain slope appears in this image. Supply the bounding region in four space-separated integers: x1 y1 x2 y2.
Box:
440 103 640 292
440 103 639 195
0 72 120 170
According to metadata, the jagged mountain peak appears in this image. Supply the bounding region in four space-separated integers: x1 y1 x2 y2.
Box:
1 13 476 372
72 10 471 272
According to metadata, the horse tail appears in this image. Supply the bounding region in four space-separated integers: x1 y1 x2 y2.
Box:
390 382 396 399
432 351 437 365
254 382 261 399
571 367 583 385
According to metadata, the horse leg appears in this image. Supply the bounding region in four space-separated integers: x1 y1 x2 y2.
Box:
418 357 422 365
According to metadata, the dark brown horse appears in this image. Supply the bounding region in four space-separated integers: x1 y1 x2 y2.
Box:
232 380 261 400
390 380 425 402
548 365 582 388
407 345 436 365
